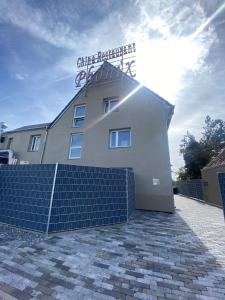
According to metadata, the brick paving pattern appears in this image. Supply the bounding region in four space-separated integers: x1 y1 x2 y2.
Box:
0 195 225 299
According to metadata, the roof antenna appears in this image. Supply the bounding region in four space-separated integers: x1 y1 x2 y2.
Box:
0 122 8 144
0 122 8 136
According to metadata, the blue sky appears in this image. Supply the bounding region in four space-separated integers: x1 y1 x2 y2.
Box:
0 0 225 175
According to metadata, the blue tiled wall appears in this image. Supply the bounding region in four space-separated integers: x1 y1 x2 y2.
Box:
0 164 55 232
218 173 225 219
176 179 203 200
0 164 136 233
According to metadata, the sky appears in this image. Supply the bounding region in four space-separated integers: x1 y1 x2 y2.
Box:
0 0 225 176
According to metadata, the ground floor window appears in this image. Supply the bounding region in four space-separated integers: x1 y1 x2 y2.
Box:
69 133 83 159
29 135 41 152
110 129 131 148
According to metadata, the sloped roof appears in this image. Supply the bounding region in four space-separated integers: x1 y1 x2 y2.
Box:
49 61 174 128
203 148 225 170
5 123 50 134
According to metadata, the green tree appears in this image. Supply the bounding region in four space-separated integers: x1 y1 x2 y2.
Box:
177 116 225 180
177 167 189 181
200 115 225 158
179 132 208 179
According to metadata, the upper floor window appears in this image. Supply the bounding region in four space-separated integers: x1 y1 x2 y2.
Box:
7 137 13 149
29 135 41 152
104 98 119 113
73 105 86 127
69 133 83 159
110 129 131 148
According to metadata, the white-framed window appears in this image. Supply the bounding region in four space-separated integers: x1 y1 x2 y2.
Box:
104 98 119 113
29 135 41 152
69 133 83 159
73 105 86 127
110 129 131 148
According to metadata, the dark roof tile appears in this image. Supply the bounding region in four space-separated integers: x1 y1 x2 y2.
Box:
203 148 225 169
5 123 50 133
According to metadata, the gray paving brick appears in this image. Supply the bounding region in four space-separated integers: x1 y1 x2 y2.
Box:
0 195 224 299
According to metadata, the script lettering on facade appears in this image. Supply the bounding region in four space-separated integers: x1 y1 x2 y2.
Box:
75 43 136 88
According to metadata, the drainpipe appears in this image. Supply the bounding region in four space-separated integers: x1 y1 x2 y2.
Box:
40 126 48 164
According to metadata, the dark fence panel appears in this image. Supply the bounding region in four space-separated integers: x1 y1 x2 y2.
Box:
0 164 136 233
48 164 128 232
176 179 204 200
0 164 55 232
127 169 135 218
218 173 225 218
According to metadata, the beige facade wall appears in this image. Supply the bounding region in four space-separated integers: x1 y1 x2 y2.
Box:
202 166 225 208
0 128 46 164
42 79 174 212
0 78 174 213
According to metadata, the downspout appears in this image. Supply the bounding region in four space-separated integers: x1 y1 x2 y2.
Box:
40 126 49 164
7 149 13 164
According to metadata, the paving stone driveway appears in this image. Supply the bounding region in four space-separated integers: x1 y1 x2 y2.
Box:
0 195 225 300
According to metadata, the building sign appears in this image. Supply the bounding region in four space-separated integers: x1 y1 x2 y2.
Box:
75 42 136 88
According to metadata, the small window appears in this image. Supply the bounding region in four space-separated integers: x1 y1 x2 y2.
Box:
29 135 41 152
104 98 119 113
69 133 83 159
73 105 86 127
7 137 13 149
110 129 131 148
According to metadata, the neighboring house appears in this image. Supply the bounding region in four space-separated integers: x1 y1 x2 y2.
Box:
201 148 225 208
0 62 175 213
0 123 49 165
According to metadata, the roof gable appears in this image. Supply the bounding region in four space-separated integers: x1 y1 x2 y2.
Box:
49 61 174 129
3 62 174 136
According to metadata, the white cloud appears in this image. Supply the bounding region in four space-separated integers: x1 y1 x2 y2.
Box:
0 0 79 50
124 0 217 101
15 73 26 80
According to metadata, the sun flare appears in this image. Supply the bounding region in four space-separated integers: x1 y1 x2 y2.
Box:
135 37 206 103
127 1 225 103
